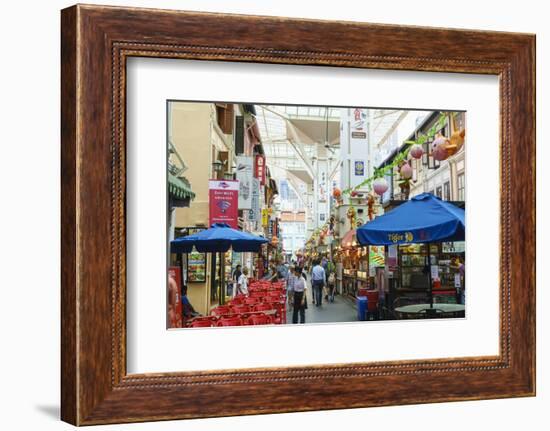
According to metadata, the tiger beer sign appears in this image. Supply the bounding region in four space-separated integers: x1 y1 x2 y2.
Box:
209 179 239 229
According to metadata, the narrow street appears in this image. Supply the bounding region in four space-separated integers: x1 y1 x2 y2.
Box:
286 278 357 324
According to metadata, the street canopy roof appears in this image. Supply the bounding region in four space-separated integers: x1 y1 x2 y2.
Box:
356 193 465 246
170 223 269 253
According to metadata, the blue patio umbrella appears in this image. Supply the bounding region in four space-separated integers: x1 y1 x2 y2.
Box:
356 193 464 308
171 223 268 305
170 223 269 253
356 193 464 246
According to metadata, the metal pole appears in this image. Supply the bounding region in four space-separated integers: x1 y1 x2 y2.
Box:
219 251 226 305
427 243 433 308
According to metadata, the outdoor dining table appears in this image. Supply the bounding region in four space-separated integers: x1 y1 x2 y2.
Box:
394 303 465 319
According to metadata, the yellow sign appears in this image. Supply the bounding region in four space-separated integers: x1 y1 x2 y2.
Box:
388 232 414 243
261 209 269 227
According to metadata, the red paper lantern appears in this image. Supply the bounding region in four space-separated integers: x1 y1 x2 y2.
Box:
410 144 423 159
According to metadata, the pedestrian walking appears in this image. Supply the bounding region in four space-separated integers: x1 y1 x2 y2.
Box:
234 267 249 297
286 265 295 312
230 264 242 297
311 259 326 307
326 258 336 303
290 267 308 324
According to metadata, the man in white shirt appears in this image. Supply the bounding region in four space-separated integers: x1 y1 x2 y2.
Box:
290 267 307 323
235 267 249 297
311 260 326 307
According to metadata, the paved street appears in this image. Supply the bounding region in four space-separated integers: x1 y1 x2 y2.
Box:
286 278 357 324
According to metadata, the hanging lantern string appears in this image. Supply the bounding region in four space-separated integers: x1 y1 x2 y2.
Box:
341 112 455 196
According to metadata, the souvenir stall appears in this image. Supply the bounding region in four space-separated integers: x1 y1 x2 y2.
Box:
340 228 359 297
356 193 465 315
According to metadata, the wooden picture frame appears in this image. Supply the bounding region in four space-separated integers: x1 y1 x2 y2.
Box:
61 4 535 425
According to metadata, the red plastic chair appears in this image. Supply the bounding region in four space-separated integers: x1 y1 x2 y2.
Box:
269 301 286 324
253 303 274 312
244 297 259 306
229 296 244 305
246 313 272 325
216 316 243 327
190 319 214 328
365 291 379 320
210 305 232 316
231 304 251 314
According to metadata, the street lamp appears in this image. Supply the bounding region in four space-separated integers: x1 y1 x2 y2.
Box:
212 159 223 177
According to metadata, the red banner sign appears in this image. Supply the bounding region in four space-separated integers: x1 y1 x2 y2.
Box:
168 266 183 328
209 179 239 228
254 154 266 185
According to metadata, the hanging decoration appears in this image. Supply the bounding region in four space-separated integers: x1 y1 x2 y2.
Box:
367 194 376 220
399 162 413 179
304 112 466 248
346 206 357 228
373 177 389 196
431 134 450 161
410 144 423 159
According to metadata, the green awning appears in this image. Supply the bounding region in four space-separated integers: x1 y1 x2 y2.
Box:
168 173 195 200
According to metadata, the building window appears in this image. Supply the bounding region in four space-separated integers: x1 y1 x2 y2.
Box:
436 186 442 199
444 181 450 201
457 172 465 201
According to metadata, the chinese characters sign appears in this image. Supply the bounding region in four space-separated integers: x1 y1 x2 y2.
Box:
255 154 266 185
209 179 239 228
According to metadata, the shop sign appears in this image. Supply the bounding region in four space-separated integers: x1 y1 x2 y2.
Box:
249 177 261 226
430 265 439 280
209 179 239 228
236 156 253 209
254 154 266 185
354 160 365 176
261 208 269 227
387 244 398 267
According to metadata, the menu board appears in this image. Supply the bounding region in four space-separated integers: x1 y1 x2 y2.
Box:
187 251 206 282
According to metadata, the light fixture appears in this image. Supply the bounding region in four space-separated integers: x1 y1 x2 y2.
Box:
212 159 223 173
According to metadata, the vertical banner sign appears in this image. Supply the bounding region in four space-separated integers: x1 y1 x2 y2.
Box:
249 177 260 227
255 154 266 185
209 179 239 228
168 266 183 328
261 208 269 227
350 108 369 188
236 156 253 209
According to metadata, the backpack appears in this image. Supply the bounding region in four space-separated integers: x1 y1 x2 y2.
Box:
328 272 336 284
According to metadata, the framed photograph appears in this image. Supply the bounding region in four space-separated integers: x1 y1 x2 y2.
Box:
61 4 535 426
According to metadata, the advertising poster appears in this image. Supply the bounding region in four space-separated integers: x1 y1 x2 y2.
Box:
354 160 365 176
236 156 253 209
209 179 239 228
167 266 183 328
369 245 385 276
187 252 206 282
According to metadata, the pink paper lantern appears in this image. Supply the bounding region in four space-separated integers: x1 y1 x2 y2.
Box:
432 136 449 161
400 162 413 179
410 144 423 159
373 177 389 196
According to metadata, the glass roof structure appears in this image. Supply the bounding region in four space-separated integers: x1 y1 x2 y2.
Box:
255 104 428 175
